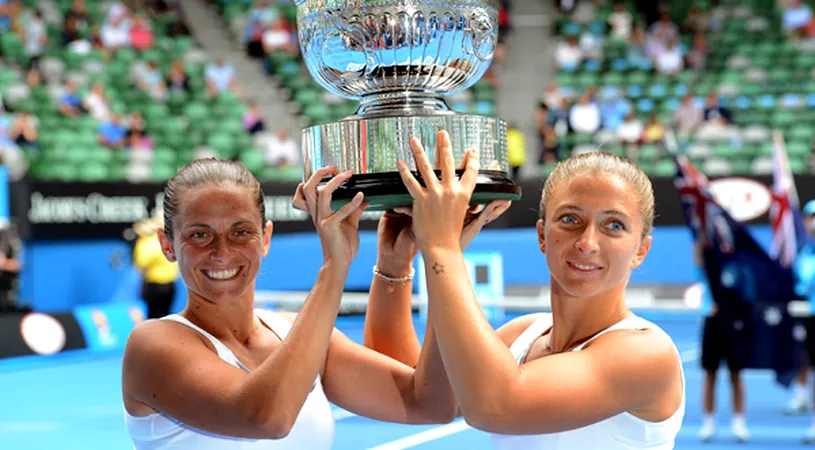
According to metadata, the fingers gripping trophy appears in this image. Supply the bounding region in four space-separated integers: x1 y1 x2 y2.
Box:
294 0 522 210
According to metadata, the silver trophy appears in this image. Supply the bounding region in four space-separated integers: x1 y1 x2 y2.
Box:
295 0 521 210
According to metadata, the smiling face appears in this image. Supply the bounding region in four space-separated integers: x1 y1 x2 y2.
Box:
537 153 654 300
158 183 271 304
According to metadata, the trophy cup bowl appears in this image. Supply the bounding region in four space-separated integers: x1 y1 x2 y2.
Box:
295 0 521 210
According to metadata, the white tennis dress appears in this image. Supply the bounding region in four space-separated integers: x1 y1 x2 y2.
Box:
491 314 685 450
124 309 335 450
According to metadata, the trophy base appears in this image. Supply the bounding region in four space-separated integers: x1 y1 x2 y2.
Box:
324 169 521 211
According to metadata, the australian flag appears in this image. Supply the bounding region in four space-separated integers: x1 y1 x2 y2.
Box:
672 154 803 387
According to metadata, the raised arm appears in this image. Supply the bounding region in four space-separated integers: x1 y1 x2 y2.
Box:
123 168 367 439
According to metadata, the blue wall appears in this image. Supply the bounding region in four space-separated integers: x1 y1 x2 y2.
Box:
19 225 775 312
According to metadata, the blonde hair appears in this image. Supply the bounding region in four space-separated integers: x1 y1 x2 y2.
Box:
539 152 655 238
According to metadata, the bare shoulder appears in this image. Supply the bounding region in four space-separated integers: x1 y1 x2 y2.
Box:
495 312 551 348
585 324 682 411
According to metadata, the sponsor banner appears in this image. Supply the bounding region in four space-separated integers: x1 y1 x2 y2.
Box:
73 301 147 352
0 312 87 359
7 175 808 239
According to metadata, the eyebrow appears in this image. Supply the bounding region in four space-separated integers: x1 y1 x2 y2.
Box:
558 205 630 217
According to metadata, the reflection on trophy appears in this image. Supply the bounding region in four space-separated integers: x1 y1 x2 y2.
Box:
294 0 521 210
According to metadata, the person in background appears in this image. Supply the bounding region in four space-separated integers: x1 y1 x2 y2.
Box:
792 201 815 442
133 217 179 319
0 218 23 314
696 239 750 444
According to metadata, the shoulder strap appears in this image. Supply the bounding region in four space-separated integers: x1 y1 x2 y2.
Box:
255 309 292 340
509 313 553 365
162 314 245 369
573 316 652 352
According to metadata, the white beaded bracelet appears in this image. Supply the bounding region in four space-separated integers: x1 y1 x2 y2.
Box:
373 266 415 291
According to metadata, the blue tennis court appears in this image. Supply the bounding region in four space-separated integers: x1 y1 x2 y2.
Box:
0 309 808 450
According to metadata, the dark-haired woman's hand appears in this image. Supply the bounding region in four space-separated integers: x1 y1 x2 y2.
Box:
294 167 368 269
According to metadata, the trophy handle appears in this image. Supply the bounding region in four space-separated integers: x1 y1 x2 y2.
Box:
464 11 496 63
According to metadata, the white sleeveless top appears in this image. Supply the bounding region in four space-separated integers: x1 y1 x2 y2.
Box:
124 309 335 450
491 314 685 450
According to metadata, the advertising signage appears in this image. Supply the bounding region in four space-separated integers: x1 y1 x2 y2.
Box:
7 175 803 240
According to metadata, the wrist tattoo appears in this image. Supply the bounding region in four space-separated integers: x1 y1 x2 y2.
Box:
432 262 445 275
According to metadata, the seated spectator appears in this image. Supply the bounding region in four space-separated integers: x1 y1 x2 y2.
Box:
555 35 582 70
703 93 732 126
648 10 679 44
59 81 84 117
569 92 601 135
539 125 561 164
243 100 265 134
685 32 708 70
83 82 112 122
681 6 709 35
540 82 564 111
642 113 666 143
64 0 90 33
673 93 703 137
262 16 298 57
617 112 644 145
62 16 83 47
782 0 815 38
9 112 37 149
22 9 47 68
264 128 299 167
608 1 633 41
129 15 154 51
98 113 127 148
655 39 684 75
134 60 167 101
101 9 131 51
205 58 241 97
166 59 189 93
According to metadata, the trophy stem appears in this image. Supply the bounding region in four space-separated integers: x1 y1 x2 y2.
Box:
356 91 452 117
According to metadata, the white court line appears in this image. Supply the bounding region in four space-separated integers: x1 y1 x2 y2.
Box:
367 420 471 450
366 348 702 450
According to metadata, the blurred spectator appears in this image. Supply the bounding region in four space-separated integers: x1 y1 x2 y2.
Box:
617 112 644 145
264 128 299 167
9 113 38 149
642 113 666 143
556 35 582 70
608 1 633 41
541 82 565 111
655 39 684 75
98 113 128 148
674 94 703 137
84 82 112 122
685 32 708 70
243 100 265 135
782 0 815 38
703 93 732 127
59 81 84 117
0 219 23 314
569 92 601 135
22 9 46 68
648 10 679 43
681 6 709 35
101 8 131 51
135 60 167 101
262 16 298 57
507 124 527 180
166 59 190 93
64 0 90 33
539 125 561 164
130 15 155 51
205 58 240 97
